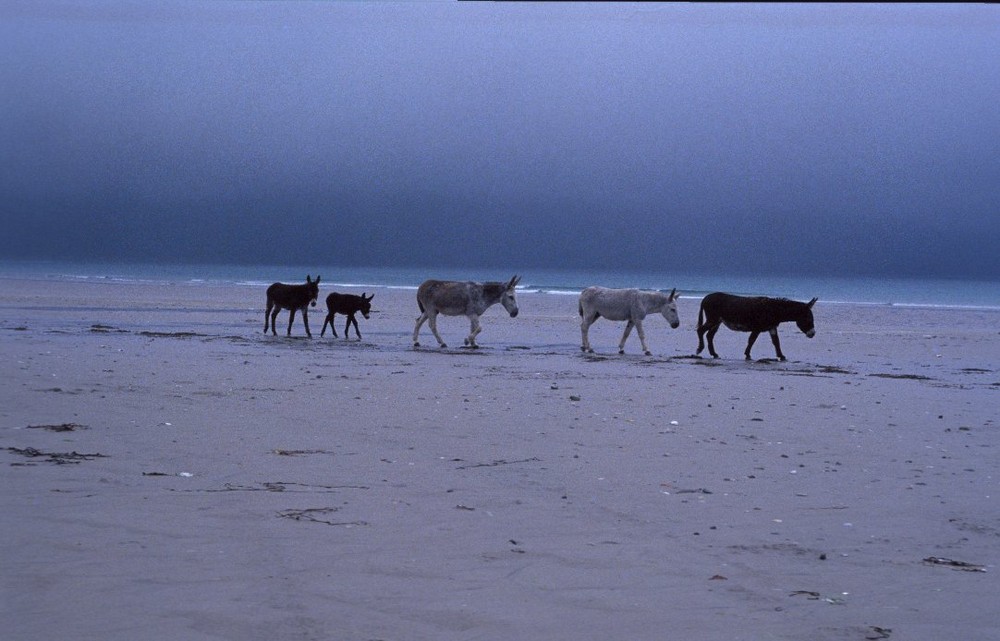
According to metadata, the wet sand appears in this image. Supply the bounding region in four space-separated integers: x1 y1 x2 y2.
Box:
1 278 998 640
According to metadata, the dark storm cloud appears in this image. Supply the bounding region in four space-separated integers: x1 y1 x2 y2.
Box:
2 2 998 278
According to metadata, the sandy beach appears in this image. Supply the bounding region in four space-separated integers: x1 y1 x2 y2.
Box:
1 277 998 641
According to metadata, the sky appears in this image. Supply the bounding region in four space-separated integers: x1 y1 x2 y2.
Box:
2 2 999 279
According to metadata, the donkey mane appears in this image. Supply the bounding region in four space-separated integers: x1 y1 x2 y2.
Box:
480 282 507 301
767 297 812 316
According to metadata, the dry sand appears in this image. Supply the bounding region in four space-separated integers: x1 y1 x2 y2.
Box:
1 278 998 641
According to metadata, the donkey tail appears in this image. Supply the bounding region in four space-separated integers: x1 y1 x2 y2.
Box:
578 301 583 317
697 298 706 331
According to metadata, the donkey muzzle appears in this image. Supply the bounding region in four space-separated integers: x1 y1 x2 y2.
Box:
805 329 816 338
509 310 519 318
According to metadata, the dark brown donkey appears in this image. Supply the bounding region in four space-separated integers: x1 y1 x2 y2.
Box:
264 275 321 337
321 292 374 340
696 292 817 361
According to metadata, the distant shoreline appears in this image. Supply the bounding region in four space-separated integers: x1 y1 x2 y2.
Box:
1 259 998 310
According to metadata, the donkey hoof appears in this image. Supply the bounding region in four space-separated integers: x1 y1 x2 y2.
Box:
644 351 652 356
413 342 420 348
619 349 625 355
439 343 447 349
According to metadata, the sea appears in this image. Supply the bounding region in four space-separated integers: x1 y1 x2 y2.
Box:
0 260 997 311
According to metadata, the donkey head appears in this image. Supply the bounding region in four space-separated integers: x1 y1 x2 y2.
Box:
305 275 321 307
797 297 818 337
661 288 680 328
359 292 374 319
501 275 521 318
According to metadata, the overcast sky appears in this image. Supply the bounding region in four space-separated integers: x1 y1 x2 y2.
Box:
2 2 998 279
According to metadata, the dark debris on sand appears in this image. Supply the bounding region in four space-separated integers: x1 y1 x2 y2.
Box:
6 447 107 465
26 423 87 432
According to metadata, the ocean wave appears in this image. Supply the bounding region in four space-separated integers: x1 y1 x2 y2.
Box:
1 261 997 311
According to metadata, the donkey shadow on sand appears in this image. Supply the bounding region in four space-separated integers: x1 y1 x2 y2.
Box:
321 292 374 340
264 275 321 337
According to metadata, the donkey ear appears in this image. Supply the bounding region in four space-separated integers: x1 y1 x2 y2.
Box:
509 275 521 289
315 275 321 284
669 288 677 301
366 293 374 301
306 275 312 283
807 297 818 308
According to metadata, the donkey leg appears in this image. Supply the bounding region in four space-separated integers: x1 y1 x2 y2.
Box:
347 315 359 340
618 321 635 354
302 308 312 338
269 307 281 336
581 316 597 353
286 309 297 336
473 317 484 342
744 331 760 360
264 302 273 334
428 313 447 348
413 312 428 346
768 329 785 361
321 313 334 337
472 316 483 347
705 323 721 358
634 319 652 356
696 317 715 355
465 315 481 347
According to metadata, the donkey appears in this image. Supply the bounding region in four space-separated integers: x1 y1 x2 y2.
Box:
413 276 521 348
696 292 817 361
321 292 374 340
579 286 679 356
264 275 321 337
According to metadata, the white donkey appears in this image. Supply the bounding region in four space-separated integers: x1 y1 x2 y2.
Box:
414 276 521 349
579 286 680 355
